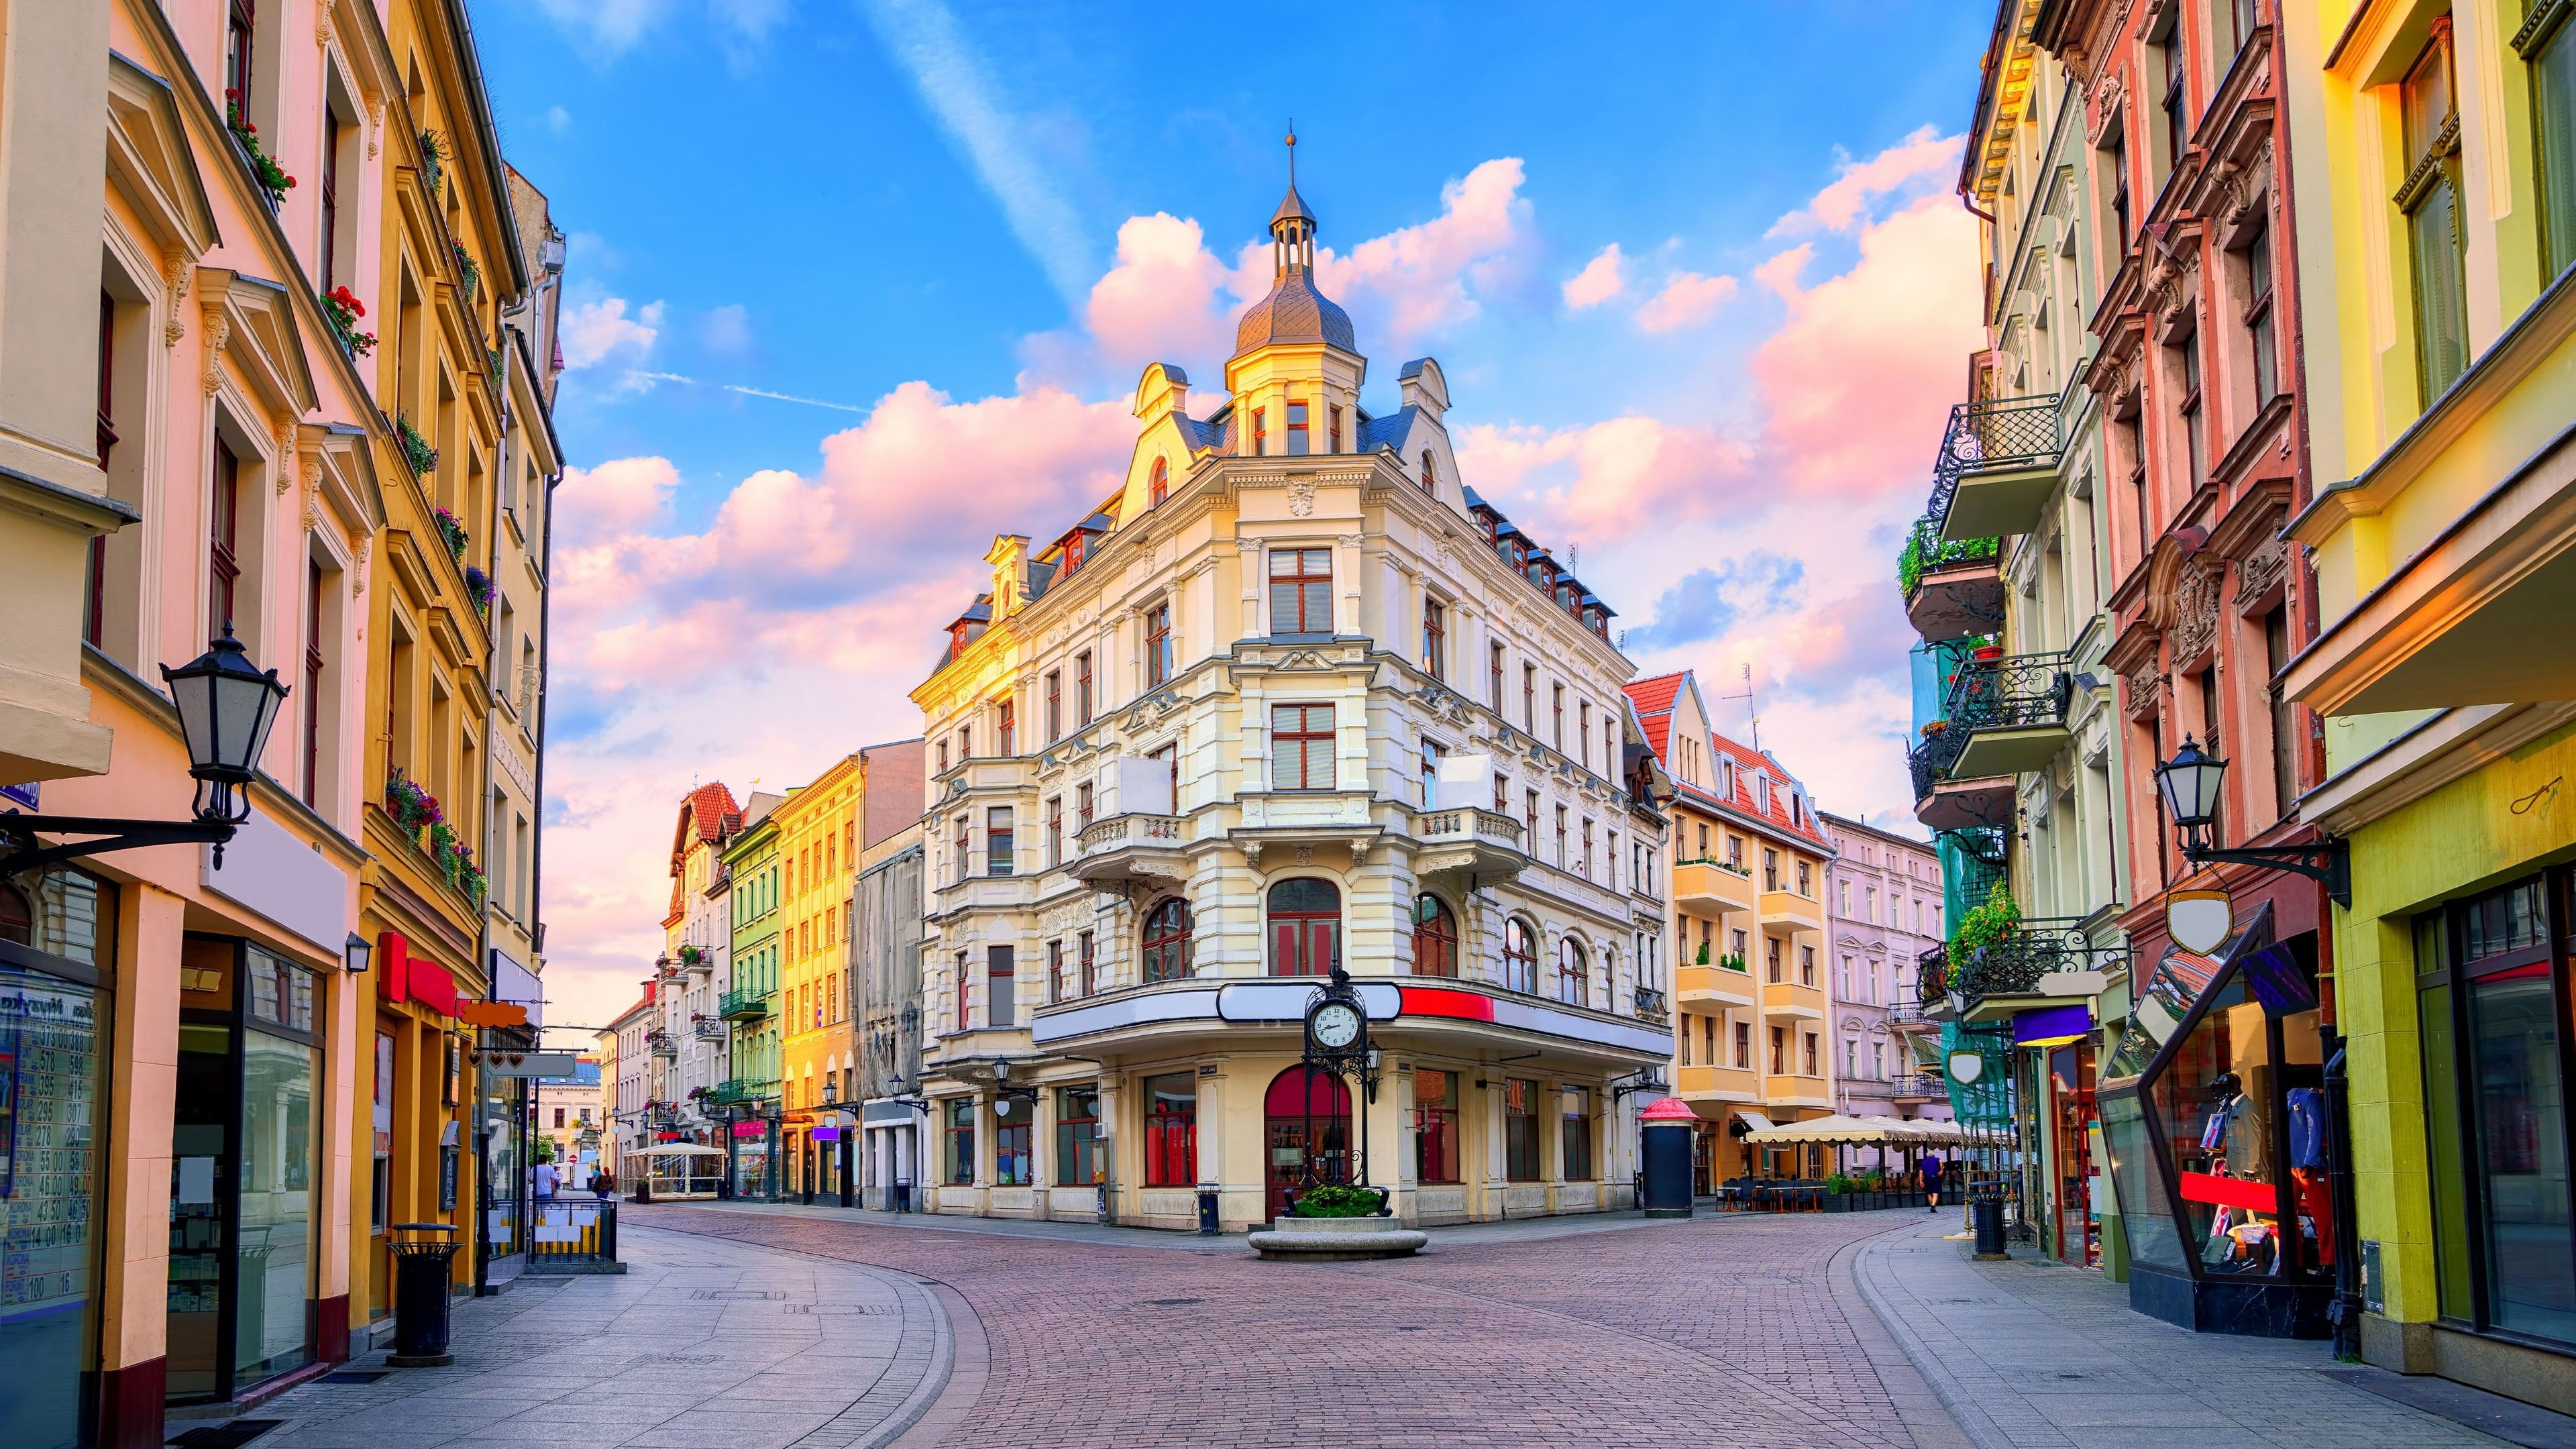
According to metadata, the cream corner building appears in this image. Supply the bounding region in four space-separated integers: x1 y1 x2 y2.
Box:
911 168 1671 1232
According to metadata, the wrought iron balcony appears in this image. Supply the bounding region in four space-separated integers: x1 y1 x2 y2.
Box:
708 1077 779 1108
692 1018 727 1042
1929 395 2063 539
1943 649 2076 778
646 1030 677 1059
1892 1072 1947 1101
718 986 769 1021
1898 515 2005 641
1924 916 2126 1016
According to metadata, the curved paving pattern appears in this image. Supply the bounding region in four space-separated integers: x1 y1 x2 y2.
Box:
639 1204 1924 1448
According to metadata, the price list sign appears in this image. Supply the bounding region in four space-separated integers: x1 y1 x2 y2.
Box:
0 971 101 1325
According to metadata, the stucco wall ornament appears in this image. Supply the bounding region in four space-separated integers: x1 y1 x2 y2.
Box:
1287 480 1316 517
2169 562 2223 666
302 455 325 527
2126 663 2163 719
2235 536 2288 607
164 255 191 346
201 307 229 395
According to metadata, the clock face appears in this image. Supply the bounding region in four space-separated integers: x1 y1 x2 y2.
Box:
1310 1002 1362 1049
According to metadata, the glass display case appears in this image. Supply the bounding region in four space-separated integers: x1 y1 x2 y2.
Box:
2098 902 2336 1337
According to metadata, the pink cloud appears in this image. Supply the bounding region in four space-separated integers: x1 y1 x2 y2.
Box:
1562 244 1627 310
1750 195 1982 498
1768 125 1964 236
1080 212 1237 376
1633 270 1739 334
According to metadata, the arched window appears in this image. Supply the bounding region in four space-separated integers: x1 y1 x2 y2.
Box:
1419 448 1436 494
1558 936 1589 1007
1501 918 1538 994
1410 894 1457 976
1148 456 1170 507
1142 897 1193 983
1267 878 1340 977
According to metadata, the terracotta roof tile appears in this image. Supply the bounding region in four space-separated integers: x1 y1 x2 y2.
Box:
1624 671 1826 847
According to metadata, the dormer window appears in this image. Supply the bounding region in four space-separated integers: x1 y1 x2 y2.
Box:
949 624 968 661
1064 531 1086 575
1419 449 1436 494
1286 402 1309 455
1148 458 1169 507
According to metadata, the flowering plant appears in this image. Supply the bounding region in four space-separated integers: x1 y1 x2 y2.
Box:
451 241 480 301
319 286 375 357
464 564 494 613
224 91 295 207
384 771 443 831
418 129 448 199
432 506 468 558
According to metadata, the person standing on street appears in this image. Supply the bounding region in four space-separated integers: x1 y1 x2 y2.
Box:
1923 1154 1945 1212
535 1157 559 1202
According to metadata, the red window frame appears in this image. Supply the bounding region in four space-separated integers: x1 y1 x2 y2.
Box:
1076 651 1093 724
1489 642 1505 710
1419 448 1436 493
1421 597 1446 680
1143 1074 1196 1187
1504 1078 1541 1181
1414 1069 1460 1184
1142 897 1193 983
1270 703 1334 791
986 806 1014 877
1046 795 1063 866
320 116 342 293
1285 400 1309 455
1269 548 1332 635
1327 406 1342 453
226 0 256 115
1144 604 1172 687
304 559 325 804
209 437 241 631
1503 918 1538 994
1079 930 1096 996
1558 936 1589 1007
1251 407 1267 455
1048 938 1065 1002
1075 782 1094 831
1267 877 1340 977
996 699 1015 756
1410 893 1457 977
944 1098 973 1185
1044 670 1061 742
1148 455 1169 506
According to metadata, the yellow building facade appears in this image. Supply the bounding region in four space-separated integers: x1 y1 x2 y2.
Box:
2279 0 2576 1409
773 757 866 1197
1623 672 1840 1185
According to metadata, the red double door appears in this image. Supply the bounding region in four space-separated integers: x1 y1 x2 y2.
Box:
1264 1065 1350 1218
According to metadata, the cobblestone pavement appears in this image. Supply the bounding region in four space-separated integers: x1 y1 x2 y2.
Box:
1852 1214 2520 1449
243 1225 948 1449
635 1201 1933 1448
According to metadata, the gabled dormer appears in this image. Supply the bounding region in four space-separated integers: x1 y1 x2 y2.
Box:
985 535 1030 619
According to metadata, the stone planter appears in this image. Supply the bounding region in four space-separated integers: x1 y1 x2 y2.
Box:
1248 1214 1428 1261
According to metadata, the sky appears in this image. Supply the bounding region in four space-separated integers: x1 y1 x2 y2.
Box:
471 0 1997 1042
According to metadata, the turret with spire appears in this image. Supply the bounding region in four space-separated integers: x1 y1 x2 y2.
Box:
1234 125 1357 358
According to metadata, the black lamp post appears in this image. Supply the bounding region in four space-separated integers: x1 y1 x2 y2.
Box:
0 627 289 877
2151 735 2349 908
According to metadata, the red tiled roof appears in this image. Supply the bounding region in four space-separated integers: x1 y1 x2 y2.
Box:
682 782 743 844
1624 671 1826 847
1622 672 1686 761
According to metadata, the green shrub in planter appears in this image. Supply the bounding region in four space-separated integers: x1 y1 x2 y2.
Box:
1291 1183 1387 1218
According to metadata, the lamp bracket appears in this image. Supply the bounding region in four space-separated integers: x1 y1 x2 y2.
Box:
2176 835 2351 910
0 813 239 879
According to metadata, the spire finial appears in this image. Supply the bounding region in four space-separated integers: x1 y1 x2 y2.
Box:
1285 121 1296 185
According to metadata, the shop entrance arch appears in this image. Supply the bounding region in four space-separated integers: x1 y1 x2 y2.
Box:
1264 1065 1351 1218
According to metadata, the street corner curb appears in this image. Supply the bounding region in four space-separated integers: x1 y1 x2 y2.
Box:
1835 1218 2015 1449
879 1279 986 1448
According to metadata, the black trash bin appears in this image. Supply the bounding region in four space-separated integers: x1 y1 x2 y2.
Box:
1196 1187 1221 1235
892 1182 912 1213
387 1222 461 1367
1972 1193 2009 1260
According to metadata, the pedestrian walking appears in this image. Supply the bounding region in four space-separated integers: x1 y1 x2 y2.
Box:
535 1158 559 1201
1923 1153 1944 1212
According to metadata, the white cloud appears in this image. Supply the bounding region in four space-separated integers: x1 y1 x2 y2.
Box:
1562 244 1627 310
700 303 753 354
1633 271 1738 334
531 0 790 64
559 295 663 370
861 0 1096 305
543 105 573 136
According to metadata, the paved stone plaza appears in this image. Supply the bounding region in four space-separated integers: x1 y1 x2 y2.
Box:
235 1207 2550 1448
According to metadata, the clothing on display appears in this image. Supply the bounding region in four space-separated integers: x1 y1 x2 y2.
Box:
2286 1087 2324 1171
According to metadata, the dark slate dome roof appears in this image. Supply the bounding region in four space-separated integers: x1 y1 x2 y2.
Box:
1235 266 1356 354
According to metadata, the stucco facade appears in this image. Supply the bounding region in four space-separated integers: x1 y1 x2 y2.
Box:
1822 812 1949 1122
910 170 1669 1232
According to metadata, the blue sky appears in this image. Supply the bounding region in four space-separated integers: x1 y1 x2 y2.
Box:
480 0 1997 1030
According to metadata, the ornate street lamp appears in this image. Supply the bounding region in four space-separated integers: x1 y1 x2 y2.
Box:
2151 735 2349 908
0 627 288 877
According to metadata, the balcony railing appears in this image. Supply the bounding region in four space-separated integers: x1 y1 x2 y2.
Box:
1927 395 2063 527
1415 808 1525 849
646 1031 676 1059
1892 1072 1947 1099
1909 722 1970 801
708 1077 779 1108
1077 812 1183 854
691 1019 727 1042
1944 649 2074 735
1897 515 2003 597
1921 917 2126 1014
718 986 769 1021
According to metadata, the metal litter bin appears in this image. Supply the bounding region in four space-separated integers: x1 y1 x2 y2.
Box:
388 1222 461 1366
1197 1187 1220 1235
1972 1193 2008 1260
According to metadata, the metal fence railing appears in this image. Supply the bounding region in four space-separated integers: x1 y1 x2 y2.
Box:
527 1195 618 1270
1927 395 2063 527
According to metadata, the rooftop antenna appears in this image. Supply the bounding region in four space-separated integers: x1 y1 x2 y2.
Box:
1717 663 1759 752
